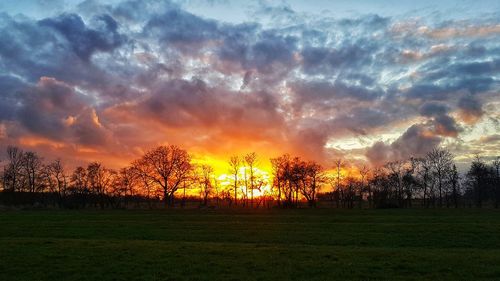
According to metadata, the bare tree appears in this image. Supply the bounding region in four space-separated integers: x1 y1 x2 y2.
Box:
385 160 404 207
465 155 490 208
87 162 116 208
2 146 24 192
131 159 155 207
344 175 358 208
270 154 290 207
43 159 68 207
69 166 90 208
199 164 214 206
299 161 325 207
359 165 370 208
492 157 500 208
402 158 418 208
214 176 220 207
427 148 454 207
70 166 89 194
115 167 138 207
332 159 344 208
416 157 434 207
228 155 240 206
134 145 192 207
448 164 460 208
22 151 43 193
244 152 257 207
369 167 388 208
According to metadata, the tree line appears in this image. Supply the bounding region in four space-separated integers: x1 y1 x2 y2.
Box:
1 145 499 209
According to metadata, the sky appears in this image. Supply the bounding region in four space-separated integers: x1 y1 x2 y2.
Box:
0 0 499 172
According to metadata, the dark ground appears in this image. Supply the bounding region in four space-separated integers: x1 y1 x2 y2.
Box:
1 208 500 280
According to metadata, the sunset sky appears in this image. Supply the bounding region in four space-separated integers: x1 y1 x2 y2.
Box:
0 0 499 173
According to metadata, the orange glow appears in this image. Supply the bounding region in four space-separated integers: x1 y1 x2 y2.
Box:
186 154 273 198
19 136 66 149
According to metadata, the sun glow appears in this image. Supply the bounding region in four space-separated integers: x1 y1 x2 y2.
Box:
189 153 273 198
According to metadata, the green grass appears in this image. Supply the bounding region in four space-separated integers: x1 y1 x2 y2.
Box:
1 208 500 280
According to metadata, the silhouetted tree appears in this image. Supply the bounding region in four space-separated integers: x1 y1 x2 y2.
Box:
5 143 500 210
465 155 491 208
244 152 257 207
492 157 500 208
22 151 44 193
270 154 290 207
199 164 214 206
359 165 370 208
228 155 240 206
115 167 138 207
385 160 404 207
427 148 454 207
131 159 156 207
42 159 68 207
87 162 116 208
134 145 192 207
415 157 434 207
448 164 461 208
2 146 24 192
401 158 419 208
299 161 325 207
332 159 344 208
70 166 90 207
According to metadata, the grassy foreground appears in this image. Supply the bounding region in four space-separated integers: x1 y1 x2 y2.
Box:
1 208 500 280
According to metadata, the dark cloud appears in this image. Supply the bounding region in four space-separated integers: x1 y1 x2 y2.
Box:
125 78 285 138
432 114 461 137
39 13 126 61
458 95 484 123
0 1 498 166
366 124 442 165
328 107 392 137
300 40 379 75
216 24 299 76
217 22 259 64
15 77 109 146
418 102 460 137
240 70 252 90
290 125 330 162
0 75 26 120
0 12 122 91
419 101 450 117
18 77 82 139
144 8 219 47
290 79 382 113
249 32 298 73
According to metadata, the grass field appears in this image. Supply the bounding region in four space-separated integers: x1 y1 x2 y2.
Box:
1 208 500 280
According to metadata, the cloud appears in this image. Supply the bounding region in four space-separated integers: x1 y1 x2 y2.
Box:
418 24 500 39
432 114 461 137
39 13 126 61
478 134 500 144
458 95 484 124
13 77 110 147
419 101 450 117
0 75 26 121
366 124 442 166
144 8 219 47
0 1 498 168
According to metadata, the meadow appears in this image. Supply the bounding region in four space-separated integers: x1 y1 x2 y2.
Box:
1 208 500 280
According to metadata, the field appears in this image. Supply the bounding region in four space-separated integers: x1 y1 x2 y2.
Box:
1 208 500 280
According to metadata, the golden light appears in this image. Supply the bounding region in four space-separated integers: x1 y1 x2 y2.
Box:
188 153 274 198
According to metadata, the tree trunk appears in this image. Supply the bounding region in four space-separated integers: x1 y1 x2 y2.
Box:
163 189 169 208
